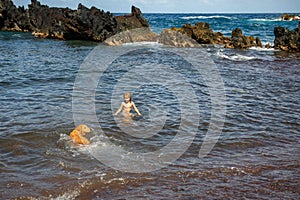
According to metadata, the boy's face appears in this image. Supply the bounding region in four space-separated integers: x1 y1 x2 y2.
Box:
124 98 130 103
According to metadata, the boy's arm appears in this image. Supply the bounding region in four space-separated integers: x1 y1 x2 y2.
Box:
132 102 141 115
114 103 123 115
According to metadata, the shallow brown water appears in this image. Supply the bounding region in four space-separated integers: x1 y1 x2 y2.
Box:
0 32 299 199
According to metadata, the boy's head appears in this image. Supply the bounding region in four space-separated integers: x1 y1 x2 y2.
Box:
124 92 131 102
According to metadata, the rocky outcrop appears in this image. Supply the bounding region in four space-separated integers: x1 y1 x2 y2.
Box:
224 28 262 49
274 22 300 52
0 0 31 31
281 13 300 21
159 28 200 47
116 6 150 32
169 22 230 45
264 43 272 49
2 0 287 51
0 0 118 41
29 1 118 41
104 26 201 47
158 23 262 49
104 27 158 46
0 0 150 41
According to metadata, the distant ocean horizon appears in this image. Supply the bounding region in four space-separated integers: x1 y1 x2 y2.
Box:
141 13 299 44
117 12 300 14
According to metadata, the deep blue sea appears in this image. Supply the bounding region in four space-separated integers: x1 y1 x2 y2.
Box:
0 13 299 199
145 13 299 43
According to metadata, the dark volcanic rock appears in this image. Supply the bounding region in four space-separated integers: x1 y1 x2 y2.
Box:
116 5 150 31
0 0 31 31
0 0 151 42
0 0 118 41
158 23 262 49
224 28 262 49
159 22 262 49
171 22 230 45
274 22 300 52
28 0 118 41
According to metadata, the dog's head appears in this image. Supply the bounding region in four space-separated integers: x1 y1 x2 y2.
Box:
76 124 91 135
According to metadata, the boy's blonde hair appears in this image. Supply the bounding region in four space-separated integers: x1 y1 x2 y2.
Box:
124 92 131 100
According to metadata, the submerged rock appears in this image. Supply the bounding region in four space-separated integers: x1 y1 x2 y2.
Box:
224 28 262 49
274 22 300 52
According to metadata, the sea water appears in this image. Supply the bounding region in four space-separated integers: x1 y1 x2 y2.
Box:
0 13 299 199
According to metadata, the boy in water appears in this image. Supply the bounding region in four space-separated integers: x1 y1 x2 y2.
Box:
114 92 142 117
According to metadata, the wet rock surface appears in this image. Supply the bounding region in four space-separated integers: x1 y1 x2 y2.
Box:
1 0 298 52
104 27 158 46
158 23 262 49
168 22 230 45
158 28 200 48
0 0 149 41
274 22 300 52
224 28 262 49
116 6 150 32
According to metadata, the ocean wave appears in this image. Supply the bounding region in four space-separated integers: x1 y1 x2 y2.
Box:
249 46 276 51
216 51 257 61
181 15 232 20
248 18 282 22
122 41 162 47
12 34 22 38
51 190 80 200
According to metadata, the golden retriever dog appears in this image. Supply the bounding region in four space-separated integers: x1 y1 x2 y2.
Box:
70 124 91 145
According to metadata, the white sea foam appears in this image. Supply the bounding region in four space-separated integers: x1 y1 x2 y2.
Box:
49 190 80 200
261 41 274 46
249 46 275 51
181 15 232 20
12 34 22 38
216 51 257 61
122 41 162 47
77 135 110 153
57 132 108 158
248 18 282 22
